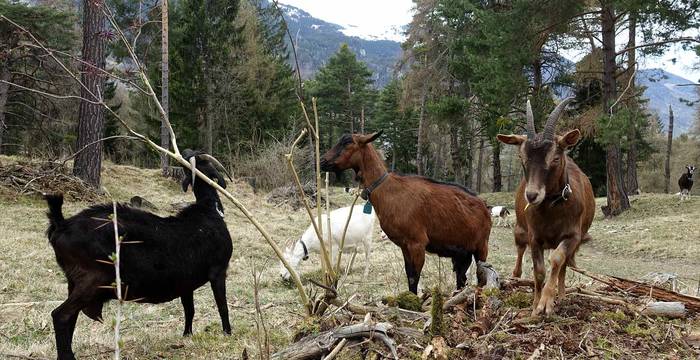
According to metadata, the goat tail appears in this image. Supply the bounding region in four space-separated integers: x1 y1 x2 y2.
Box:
44 193 65 233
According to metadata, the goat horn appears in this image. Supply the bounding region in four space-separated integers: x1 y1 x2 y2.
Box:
525 99 536 138
542 97 575 141
189 156 197 188
199 154 233 182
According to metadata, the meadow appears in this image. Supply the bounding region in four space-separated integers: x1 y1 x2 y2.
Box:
1 158 699 359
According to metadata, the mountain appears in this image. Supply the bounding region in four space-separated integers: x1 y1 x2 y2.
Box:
279 3 402 88
637 69 698 136
279 4 698 134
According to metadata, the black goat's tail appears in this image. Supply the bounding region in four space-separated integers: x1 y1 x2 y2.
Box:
44 193 65 241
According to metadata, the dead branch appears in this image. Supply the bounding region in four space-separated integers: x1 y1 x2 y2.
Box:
271 322 397 360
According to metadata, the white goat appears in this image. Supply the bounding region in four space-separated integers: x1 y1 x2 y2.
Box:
279 205 375 280
489 205 511 227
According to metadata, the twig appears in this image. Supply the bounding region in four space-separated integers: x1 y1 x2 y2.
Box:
111 200 122 360
322 338 347 360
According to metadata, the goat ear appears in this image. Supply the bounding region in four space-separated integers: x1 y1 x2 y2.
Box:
357 130 383 145
181 177 191 192
497 134 526 145
557 129 581 149
216 173 227 189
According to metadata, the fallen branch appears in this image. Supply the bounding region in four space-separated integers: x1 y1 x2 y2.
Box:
271 322 397 360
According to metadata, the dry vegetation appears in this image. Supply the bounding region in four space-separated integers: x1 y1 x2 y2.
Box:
0 156 699 359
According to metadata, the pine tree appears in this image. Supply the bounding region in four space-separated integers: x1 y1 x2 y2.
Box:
73 0 108 188
308 44 374 147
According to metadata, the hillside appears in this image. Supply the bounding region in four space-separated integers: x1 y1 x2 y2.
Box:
279 4 698 133
279 3 402 87
638 69 699 135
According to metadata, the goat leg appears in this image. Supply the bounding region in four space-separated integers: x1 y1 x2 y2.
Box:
530 244 546 314
181 292 195 336
401 242 426 295
52 298 85 360
210 273 231 334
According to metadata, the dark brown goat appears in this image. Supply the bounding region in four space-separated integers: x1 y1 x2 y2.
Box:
320 132 491 294
497 98 595 316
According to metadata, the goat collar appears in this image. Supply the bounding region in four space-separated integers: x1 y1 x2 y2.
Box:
360 172 389 200
547 170 572 208
300 240 309 260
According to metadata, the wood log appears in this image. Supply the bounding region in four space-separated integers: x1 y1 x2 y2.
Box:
476 261 500 289
640 301 687 318
607 275 700 314
443 286 475 312
272 322 397 360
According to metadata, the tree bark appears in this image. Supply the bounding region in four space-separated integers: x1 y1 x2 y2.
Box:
160 0 170 174
416 88 427 175
0 65 10 154
625 12 639 194
492 141 502 192
450 125 463 184
665 105 674 193
476 136 484 193
600 1 630 217
73 0 107 188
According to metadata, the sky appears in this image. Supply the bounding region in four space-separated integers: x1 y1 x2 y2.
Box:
278 0 700 83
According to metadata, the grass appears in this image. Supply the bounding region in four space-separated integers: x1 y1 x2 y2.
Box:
1 157 699 359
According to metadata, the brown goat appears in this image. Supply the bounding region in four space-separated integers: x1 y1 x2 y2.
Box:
497 98 595 316
320 132 491 294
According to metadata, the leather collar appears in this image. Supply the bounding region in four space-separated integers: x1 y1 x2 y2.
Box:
360 172 389 200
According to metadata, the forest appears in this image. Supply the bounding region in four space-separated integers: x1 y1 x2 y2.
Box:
1 0 700 359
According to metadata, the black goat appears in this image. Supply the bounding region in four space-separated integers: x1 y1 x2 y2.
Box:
45 150 233 360
679 165 695 201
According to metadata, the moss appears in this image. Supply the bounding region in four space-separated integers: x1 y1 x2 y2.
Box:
429 287 446 337
492 332 511 342
591 310 626 322
503 292 532 309
624 320 659 338
383 291 423 311
481 287 501 298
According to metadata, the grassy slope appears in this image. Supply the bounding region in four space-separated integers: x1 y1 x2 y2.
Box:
0 160 698 359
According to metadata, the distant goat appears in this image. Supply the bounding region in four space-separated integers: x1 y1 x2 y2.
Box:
45 150 233 360
279 205 375 280
679 165 695 201
321 132 491 294
488 205 511 227
497 98 595 316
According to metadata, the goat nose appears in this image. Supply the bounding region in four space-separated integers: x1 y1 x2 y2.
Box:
525 191 539 203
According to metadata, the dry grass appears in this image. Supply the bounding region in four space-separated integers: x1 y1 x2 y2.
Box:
0 158 699 359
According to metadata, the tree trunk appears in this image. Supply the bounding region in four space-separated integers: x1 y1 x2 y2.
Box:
492 141 502 192
665 106 674 193
600 2 630 217
476 136 484 193
73 0 107 188
160 0 170 175
360 106 365 133
416 89 427 175
0 65 10 154
625 12 639 194
450 125 463 184
347 79 353 134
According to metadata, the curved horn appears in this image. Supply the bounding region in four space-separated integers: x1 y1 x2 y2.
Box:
542 97 575 140
199 153 233 182
525 99 536 138
189 156 197 187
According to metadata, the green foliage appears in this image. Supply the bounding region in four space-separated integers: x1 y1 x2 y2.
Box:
372 79 418 173
308 44 375 147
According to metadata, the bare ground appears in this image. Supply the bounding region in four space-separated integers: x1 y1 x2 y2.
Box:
0 157 698 359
